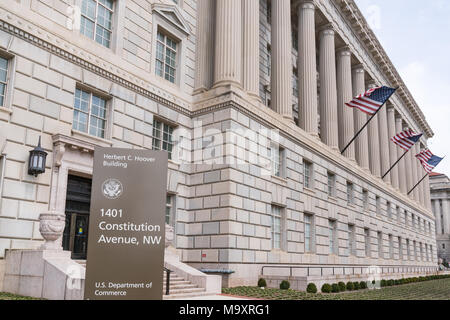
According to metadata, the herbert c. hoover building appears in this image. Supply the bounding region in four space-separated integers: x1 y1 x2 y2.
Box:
0 0 439 291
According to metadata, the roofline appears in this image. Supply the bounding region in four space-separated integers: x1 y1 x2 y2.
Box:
339 0 434 139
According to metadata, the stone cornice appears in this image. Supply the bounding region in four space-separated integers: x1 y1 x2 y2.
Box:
334 0 434 139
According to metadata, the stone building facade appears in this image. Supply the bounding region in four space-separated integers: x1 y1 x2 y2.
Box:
430 173 450 263
0 0 438 288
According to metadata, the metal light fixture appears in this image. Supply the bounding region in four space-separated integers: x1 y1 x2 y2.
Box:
28 136 47 177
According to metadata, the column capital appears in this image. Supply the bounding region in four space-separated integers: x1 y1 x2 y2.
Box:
318 23 335 35
336 46 351 57
297 0 316 10
352 64 365 73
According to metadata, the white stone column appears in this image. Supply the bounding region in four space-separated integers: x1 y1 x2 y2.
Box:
352 66 370 170
271 0 293 120
242 0 260 100
319 25 339 149
336 47 355 160
378 104 390 183
434 200 442 235
443 199 450 234
404 125 414 199
298 1 318 135
367 82 381 177
194 0 215 92
395 117 407 194
387 107 399 189
416 144 425 206
410 137 419 201
214 0 242 87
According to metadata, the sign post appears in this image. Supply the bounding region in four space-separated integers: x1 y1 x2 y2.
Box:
84 147 168 300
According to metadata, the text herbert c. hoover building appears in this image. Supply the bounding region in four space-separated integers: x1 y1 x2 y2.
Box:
0 0 440 293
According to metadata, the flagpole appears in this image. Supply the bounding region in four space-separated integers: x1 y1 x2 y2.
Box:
407 155 446 196
407 173 428 196
340 87 398 155
381 149 409 180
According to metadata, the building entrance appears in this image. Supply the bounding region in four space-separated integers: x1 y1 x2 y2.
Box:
62 175 92 260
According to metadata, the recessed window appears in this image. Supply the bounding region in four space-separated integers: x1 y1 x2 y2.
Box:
165 194 175 226
389 234 393 259
406 239 411 260
364 228 370 257
348 224 355 256
303 160 313 189
327 172 336 197
73 88 108 139
362 190 369 211
80 0 114 48
155 30 178 84
270 145 285 178
152 119 174 160
398 237 403 260
378 231 383 259
347 182 354 205
387 201 391 219
271 205 283 250
304 214 313 253
0 57 8 107
329 220 336 254
375 196 381 215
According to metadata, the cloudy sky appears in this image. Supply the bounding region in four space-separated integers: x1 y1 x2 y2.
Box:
355 0 450 176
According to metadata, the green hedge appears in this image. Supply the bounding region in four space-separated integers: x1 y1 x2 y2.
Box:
280 280 290 290
321 283 332 293
306 283 317 294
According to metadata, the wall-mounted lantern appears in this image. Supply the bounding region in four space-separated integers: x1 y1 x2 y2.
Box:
28 137 47 177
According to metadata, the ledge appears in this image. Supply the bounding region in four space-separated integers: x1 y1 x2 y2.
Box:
70 130 113 148
0 106 12 115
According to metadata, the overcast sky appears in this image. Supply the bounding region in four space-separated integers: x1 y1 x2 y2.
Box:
355 0 450 177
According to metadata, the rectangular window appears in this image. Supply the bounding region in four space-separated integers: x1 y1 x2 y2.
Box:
270 145 284 178
152 119 174 160
362 190 369 211
0 56 8 107
327 172 335 197
378 232 383 259
0 155 4 204
304 214 313 253
165 194 175 226
348 224 355 256
364 228 370 257
271 205 283 250
347 182 354 205
413 240 417 261
396 206 401 222
387 201 391 219
406 239 411 260
389 234 393 259
155 30 178 84
375 196 381 215
80 0 114 48
73 88 107 138
304 161 312 189
329 220 336 254
398 237 403 260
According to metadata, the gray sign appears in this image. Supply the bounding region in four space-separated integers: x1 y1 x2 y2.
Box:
84 147 168 300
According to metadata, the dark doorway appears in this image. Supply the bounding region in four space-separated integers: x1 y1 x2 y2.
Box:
63 175 92 260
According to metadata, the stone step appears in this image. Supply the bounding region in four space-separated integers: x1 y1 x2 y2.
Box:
164 287 206 295
163 283 198 290
163 280 191 286
163 290 211 300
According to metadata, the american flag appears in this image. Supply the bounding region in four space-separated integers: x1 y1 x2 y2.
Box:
416 149 444 173
345 86 397 115
391 129 423 151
